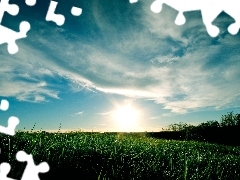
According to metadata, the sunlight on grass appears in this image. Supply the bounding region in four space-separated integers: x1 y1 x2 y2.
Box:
1 131 240 179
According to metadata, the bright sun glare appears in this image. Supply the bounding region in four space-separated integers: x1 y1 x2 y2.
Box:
113 105 140 132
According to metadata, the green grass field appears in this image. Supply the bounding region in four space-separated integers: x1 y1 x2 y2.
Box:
1 131 240 179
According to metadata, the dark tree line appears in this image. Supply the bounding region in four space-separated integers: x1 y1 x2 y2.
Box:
164 112 240 131
147 112 240 146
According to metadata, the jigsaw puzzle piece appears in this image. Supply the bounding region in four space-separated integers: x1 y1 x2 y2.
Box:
228 22 240 35
0 21 30 54
0 163 16 180
201 7 222 37
150 0 223 37
175 12 186 25
0 116 19 136
0 0 19 22
25 0 36 6
46 0 65 26
71 6 82 16
16 151 50 180
129 0 138 3
225 9 240 35
0 99 9 111
150 0 164 14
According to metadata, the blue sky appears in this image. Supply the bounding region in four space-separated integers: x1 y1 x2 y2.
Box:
0 0 240 132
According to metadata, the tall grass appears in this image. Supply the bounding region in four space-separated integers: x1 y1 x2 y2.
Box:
0 131 240 179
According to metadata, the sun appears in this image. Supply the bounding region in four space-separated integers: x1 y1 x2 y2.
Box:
113 104 140 132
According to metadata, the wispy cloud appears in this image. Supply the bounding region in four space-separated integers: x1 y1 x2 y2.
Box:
0 50 60 102
75 111 84 116
97 111 113 116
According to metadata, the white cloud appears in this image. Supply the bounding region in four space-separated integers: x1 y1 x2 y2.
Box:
75 111 84 116
97 111 113 116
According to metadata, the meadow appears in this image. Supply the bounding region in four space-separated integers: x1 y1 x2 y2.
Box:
0 131 240 179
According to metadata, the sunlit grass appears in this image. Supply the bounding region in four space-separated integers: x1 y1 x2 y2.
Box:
0 131 240 179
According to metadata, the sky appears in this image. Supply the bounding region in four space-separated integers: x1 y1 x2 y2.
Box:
0 0 240 132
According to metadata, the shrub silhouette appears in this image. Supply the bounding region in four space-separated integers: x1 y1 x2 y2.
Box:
150 112 240 146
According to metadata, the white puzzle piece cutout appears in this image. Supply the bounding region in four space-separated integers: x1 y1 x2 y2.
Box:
25 0 36 6
0 99 50 179
0 99 9 111
0 163 16 180
0 100 19 136
0 0 19 22
129 0 138 3
46 1 65 26
71 6 82 16
16 151 50 180
150 0 240 37
0 21 30 54
0 116 19 136
0 0 34 54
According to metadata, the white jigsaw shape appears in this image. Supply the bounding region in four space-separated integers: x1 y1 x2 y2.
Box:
0 99 19 136
0 162 16 180
0 21 30 54
0 0 19 23
71 6 82 16
25 0 36 6
0 99 9 111
46 1 65 26
150 0 240 37
16 151 50 180
0 0 33 54
0 116 19 136
129 0 138 3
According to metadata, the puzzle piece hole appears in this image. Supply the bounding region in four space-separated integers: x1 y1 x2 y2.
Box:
7 4 19 16
46 1 65 26
16 151 28 162
25 0 36 6
0 100 9 111
8 43 18 54
129 0 138 3
151 0 163 13
0 116 19 136
207 25 220 37
19 21 30 32
71 6 82 16
175 12 186 25
16 151 50 179
0 163 11 175
38 162 50 173
8 116 20 129
228 23 239 35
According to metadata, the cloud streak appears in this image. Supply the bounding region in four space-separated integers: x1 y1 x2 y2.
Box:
75 111 84 116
